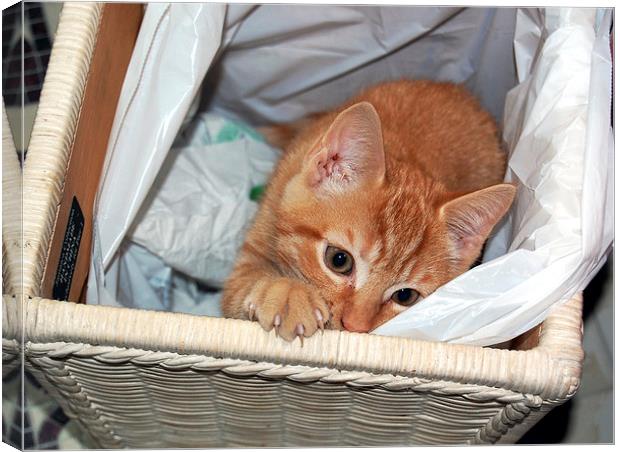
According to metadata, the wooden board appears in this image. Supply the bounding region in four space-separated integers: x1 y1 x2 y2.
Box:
40 3 143 303
511 324 543 351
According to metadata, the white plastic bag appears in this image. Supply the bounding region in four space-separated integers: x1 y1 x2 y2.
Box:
127 113 280 288
208 5 518 124
87 3 226 307
110 241 223 317
87 5 613 347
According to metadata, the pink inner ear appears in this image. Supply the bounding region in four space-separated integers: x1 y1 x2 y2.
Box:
304 102 385 192
305 141 341 187
314 141 351 185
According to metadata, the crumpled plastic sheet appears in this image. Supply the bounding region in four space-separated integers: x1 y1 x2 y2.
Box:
127 113 280 288
206 5 518 125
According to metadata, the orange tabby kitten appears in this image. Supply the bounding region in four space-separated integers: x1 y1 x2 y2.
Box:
222 80 515 341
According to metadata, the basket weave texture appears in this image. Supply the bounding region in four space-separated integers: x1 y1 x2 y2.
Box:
2 294 583 446
2 103 21 295
1 2 585 447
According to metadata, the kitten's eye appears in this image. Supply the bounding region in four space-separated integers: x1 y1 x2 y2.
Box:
324 246 354 275
390 288 420 306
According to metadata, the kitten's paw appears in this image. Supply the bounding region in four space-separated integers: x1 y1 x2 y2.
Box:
245 278 329 342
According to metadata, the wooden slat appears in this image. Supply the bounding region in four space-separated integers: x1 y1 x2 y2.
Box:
40 3 143 302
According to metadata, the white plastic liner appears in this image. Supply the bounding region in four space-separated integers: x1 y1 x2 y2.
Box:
127 113 280 288
87 4 613 346
205 5 518 124
87 3 226 306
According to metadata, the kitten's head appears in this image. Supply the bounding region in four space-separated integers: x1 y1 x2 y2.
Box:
275 102 515 332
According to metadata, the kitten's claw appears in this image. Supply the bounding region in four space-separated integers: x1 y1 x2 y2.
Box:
296 324 305 347
242 277 329 342
272 314 282 337
315 309 325 332
248 303 256 321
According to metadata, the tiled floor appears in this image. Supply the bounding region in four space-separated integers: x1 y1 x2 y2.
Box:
2 367 96 449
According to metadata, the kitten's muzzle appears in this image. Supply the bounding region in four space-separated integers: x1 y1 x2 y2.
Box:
341 316 371 333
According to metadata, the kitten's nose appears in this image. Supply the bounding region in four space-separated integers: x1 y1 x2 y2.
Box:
342 317 370 333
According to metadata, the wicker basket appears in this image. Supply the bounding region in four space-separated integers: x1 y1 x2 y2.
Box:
2 3 585 447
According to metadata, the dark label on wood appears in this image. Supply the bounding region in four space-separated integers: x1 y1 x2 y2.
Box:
52 197 84 301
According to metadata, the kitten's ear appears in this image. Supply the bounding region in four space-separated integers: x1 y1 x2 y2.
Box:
303 102 385 193
440 184 516 265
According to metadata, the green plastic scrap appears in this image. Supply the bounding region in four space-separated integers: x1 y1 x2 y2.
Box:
250 185 266 202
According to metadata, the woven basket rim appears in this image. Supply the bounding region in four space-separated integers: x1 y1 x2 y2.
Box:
19 2 104 298
2 292 583 401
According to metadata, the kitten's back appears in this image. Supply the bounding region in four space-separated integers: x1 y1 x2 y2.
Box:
285 81 506 193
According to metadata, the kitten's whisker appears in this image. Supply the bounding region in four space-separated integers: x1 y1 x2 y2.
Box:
315 309 324 332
